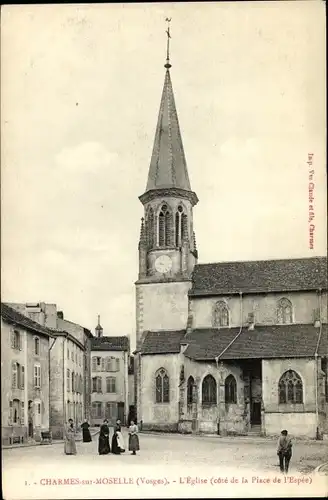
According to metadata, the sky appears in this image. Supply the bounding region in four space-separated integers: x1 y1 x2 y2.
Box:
1 2 326 349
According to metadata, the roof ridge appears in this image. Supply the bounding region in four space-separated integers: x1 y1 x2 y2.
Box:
195 256 327 267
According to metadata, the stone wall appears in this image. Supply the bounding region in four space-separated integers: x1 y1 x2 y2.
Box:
136 281 191 345
191 291 327 328
262 358 322 438
139 353 181 431
49 337 65 439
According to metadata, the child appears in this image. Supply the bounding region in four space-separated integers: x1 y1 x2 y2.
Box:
128 420 140 456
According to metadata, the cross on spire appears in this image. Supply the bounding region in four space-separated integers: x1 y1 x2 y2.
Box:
165 17 172 69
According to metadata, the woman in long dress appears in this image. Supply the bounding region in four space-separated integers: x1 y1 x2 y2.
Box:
111 419 125 454
64 419 77 455
128 420 140 456
81 419 92 443
98 419 110 455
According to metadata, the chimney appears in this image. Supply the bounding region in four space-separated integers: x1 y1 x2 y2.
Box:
247 312 255 330
57 311 64 320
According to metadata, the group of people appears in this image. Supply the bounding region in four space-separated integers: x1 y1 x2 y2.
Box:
64 418 140 456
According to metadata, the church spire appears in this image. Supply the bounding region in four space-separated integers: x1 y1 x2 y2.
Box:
141 20 197 204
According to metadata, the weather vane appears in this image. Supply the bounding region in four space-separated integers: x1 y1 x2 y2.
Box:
165 17 172 69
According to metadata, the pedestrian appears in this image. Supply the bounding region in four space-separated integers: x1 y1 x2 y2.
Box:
64 418 77 455
277 429 292 474
112 419 125 454
98 419 110 455
81 418 92 443
128 420 140 456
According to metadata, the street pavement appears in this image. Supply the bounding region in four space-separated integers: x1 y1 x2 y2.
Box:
2 430 327 499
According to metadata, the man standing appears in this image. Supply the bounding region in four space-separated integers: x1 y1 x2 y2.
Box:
277 429 293 474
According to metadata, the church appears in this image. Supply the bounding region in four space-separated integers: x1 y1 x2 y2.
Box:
134 32 328 439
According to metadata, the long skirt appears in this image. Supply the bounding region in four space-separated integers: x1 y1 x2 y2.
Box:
111 433 121 455
82 429 92 442
64 436 77 455
98 434 110 455
128 434 140 452
116 431 125 452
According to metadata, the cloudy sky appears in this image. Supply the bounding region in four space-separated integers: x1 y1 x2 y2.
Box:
1 2 326 348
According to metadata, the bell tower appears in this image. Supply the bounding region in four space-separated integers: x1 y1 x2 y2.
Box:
135 21 199 347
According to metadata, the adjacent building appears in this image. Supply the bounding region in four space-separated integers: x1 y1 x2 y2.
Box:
1 303 54 445
90 317 130 426
6 302 93 439
134 44 328 438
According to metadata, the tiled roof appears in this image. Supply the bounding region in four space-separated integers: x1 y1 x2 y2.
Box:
1 302 54 338
141 330 186 355
183 324 328 360
91 336 130 352
190 257 327 296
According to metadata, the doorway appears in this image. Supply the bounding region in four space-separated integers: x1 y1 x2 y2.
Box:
117 402 125 424
28 401 33 438
251 401 261 425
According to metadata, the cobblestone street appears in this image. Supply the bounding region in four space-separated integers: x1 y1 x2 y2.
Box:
3 431 327 499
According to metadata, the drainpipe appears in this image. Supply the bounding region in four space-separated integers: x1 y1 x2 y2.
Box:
48 336 57 434
314 288 323 440
215 292 243 435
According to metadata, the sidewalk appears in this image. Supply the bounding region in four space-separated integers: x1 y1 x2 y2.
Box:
139 429 328 444
2 429 100 450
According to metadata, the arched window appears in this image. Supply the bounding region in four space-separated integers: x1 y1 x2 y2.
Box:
202 375 217 405
146 207 154 248
278 370 303 404
155 368 170 403
277 298 293 324
158 204 172 246
213 301 229 327
187 376 195 405
225 374 237 404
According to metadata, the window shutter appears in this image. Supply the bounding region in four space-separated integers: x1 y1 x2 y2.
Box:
92 357 97 371
115 359 120 372
21 366 25 389
21 402 25 425
8 401 13 425
12 363 17 389
11 330 15 348
105 357 110 371
101 358 105 371
97 377 102 393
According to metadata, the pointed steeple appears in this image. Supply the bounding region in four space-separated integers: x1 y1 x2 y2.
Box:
141 20 197 205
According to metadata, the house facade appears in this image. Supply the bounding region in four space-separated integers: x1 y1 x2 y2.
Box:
1 303 53 445
134 45 328 439
90 318 130 426
6 302 93 439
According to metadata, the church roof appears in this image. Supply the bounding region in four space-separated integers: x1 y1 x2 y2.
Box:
140 330 186 355
190 257 327 297
145 68 191 193
91 336 130 352
1 302 54 338
183 324 328 360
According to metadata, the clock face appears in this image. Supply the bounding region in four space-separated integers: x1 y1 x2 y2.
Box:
155 255 172 274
